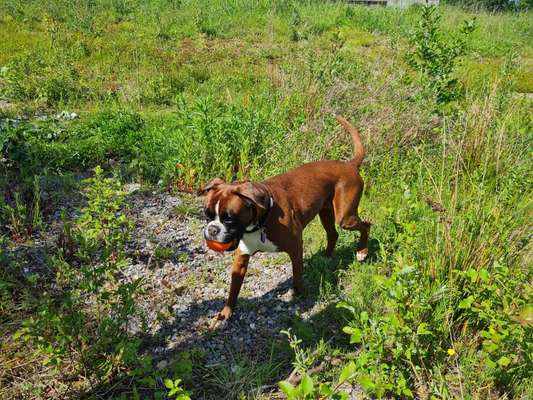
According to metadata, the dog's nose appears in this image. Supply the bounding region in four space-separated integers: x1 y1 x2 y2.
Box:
207 225 220 237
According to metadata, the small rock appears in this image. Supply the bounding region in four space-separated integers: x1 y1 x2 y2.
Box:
56 111 79 120
165 196 181 207
156 360 168 370
124 183 142 193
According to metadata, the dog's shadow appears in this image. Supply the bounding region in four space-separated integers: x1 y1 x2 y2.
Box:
79 239 381 399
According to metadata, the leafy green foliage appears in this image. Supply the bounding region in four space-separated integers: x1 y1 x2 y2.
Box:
454 263 532 384
14 167 147 384
2 49 87 107
407 5 476 104
0 110 143 177
279 80 531 399
444 0 531 11
1 1 531 399
281 329 313 375
164 377 192 399
0 176 42 241
76 166 131 256
279 371 344 399
0 102 290 189
278 332 359 400
278 375 320 400
138 96 289 188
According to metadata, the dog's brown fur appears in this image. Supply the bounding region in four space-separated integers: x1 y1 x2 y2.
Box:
200 116 369 323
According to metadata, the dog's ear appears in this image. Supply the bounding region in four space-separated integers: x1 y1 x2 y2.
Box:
233 183 270 209
198 178 225 196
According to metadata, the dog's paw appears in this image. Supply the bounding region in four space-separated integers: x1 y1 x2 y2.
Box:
356 249 368 262
209 306 233 330
286 286 305 303
209 317 227 331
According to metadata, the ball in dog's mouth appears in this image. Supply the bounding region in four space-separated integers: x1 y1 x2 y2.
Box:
205 239 237 252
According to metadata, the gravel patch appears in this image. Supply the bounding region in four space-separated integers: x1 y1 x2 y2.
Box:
3 187 326 396
4 188 334 398
121 191 322 366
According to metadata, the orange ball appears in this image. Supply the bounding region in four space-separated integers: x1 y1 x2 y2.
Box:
206 239 236 252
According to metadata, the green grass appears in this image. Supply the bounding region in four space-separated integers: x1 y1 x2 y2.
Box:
0 1 531 111
1 1 532 399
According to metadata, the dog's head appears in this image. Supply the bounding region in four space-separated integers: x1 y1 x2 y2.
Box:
198 178 271 251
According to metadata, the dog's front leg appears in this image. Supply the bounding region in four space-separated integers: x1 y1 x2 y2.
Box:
214 249 250 323
288 238 304 295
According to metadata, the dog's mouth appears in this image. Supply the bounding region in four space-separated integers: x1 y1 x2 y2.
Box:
226 238 239 251
205 238 239 252
203 222 243 252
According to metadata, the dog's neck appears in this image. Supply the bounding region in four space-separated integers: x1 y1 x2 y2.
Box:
244 196 274 234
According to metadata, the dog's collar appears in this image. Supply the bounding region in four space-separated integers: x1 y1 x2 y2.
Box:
244 196 274 234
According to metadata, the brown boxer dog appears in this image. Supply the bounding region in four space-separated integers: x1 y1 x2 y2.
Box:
199 116 370 325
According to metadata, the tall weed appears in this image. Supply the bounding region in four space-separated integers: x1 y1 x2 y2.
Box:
407 5 476 105
0 176 42 242
2 49 87 107
15 167 148 390
284 83 532 398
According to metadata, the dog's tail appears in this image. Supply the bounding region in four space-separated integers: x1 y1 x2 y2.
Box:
336 115 365 167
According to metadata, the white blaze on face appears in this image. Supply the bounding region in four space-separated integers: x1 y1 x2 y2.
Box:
238 227 278 255
205 200 228 242
214 201 220 221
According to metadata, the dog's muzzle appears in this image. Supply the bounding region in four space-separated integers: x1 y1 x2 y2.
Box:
203 221 244 252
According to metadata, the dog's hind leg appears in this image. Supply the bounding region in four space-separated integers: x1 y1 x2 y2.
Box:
333 183 370 261
319 206 338 257
340 216 370 261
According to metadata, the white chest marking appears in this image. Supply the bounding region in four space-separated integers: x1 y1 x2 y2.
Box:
238 228 278 255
